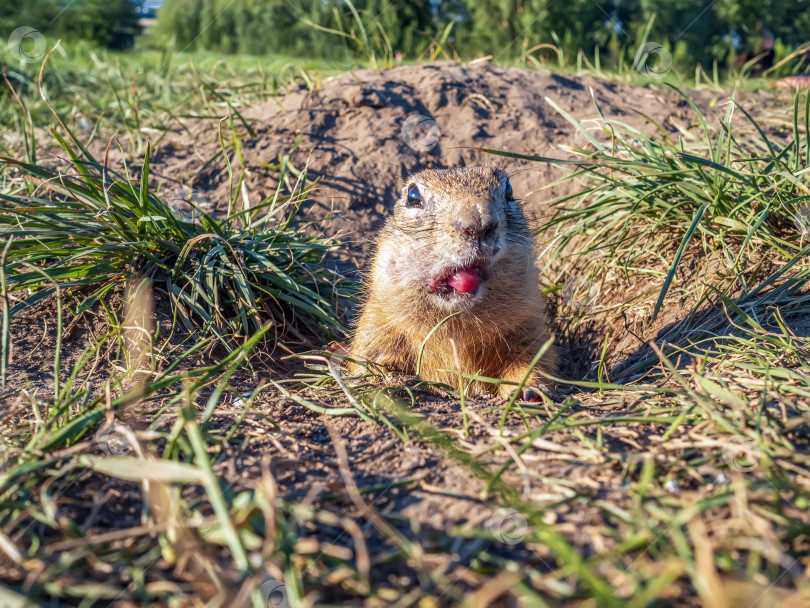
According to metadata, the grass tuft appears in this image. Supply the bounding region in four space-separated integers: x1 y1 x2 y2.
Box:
0 134 354 350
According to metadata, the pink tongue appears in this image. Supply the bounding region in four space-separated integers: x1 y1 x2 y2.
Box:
446 266 480 293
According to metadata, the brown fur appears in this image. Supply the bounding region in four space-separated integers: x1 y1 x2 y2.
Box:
348 165 554 398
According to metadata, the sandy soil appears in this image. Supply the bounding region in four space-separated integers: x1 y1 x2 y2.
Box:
144 61 790 256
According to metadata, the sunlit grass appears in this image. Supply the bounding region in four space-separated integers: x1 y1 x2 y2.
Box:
0 139 352 351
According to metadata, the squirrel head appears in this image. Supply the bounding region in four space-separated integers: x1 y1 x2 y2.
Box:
371 165 536 313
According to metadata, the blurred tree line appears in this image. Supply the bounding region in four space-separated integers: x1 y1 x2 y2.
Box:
151 0 810 73
1 0 809 73
0 0 141 49
151 0 433 60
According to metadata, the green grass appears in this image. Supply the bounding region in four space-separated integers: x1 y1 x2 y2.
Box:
1 40 340 160
0 137 351 351
480 86 810 376
1 42 810 608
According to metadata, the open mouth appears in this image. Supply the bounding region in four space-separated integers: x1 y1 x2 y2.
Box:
429 264 485 296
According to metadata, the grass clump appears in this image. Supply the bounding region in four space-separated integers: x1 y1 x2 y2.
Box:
483 88 810 370
0 128 352 352
529 89 810 267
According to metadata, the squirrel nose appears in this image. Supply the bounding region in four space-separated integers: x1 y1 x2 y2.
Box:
455 218 499 242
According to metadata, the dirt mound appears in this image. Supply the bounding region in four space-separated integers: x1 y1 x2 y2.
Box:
151 62 736 253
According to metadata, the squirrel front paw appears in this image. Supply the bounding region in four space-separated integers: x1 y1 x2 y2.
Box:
507 386 543 402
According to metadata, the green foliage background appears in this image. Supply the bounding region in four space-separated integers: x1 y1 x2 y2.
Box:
1 0 809 72
0 0 140 49
150 0 434 59
150 0 810 72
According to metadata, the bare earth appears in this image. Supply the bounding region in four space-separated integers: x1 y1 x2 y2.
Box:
147 61 787 250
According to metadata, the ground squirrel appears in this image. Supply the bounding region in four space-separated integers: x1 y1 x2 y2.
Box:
348 165 555 398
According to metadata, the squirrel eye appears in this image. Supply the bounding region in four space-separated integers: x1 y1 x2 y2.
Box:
406 184 423 207
505 181 515 201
